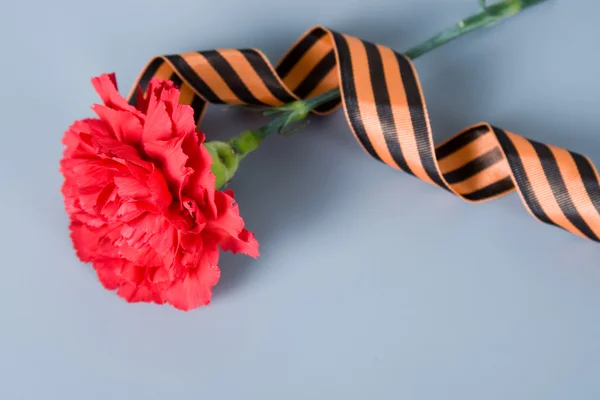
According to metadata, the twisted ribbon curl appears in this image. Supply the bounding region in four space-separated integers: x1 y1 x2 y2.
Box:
127 26 600 243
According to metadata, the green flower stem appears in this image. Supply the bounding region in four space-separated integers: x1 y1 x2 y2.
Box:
205 103 313 188
208 0 549 188
404 0 548 60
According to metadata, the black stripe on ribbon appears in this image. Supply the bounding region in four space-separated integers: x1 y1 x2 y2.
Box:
530 141 599 241
200 50 266 105
240 49 297 104
443 147 504 184
364 41 414 175
191 96 206 125
169 72 183 88
331 31 381 162
165 55 224 104
493 127 558 228
276 27 327 78
572 152 600 216
315 97 341 114
293 50 336 98
436 125 490 160
463 177 514 201
395 53 448 190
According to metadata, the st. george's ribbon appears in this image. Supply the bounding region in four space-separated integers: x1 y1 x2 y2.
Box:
125 26 600 243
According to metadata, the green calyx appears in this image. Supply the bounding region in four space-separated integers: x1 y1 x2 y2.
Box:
205 141 242 189
205 130 264 189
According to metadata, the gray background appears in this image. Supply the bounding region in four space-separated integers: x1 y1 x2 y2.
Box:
2 0 600 398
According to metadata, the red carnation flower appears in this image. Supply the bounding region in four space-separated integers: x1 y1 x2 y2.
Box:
60 73 259 310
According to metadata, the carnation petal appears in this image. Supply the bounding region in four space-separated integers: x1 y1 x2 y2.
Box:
119 261 148 286
94 260 123 290
205 191 260 257
91 135 150 170
73 118 113 138
170 103 196 137
145 78 177 101
62 119 112 159
182 131 216 211
117 236 164 266
148 265 177 285
218 228 260 258
143 106 172 142
146 167 173 209
65 159 123 186
91 74 143 118
69 221 113 262
115 201 147 221
164 261 220 311
143 136 192 201
77 186 109 215
92 104 143 145
159 85 181 115
143 88 174 143
207 190 247 236
117 283 155 303
113 175 151 201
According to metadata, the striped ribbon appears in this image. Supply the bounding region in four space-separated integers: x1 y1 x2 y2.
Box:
126 26 600 243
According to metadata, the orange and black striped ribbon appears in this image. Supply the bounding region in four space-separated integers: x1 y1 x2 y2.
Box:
126 26 600 243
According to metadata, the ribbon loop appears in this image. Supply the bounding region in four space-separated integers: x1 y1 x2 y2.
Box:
127 26 600 242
